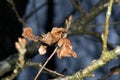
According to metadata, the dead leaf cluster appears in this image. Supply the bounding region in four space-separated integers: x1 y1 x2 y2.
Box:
22 15 77 59
40 27 66 45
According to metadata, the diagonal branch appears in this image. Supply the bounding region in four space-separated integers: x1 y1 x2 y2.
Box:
52 46 120 80
0 42 40 77
69 0 118 34
71 0 85 16
7 0 26 27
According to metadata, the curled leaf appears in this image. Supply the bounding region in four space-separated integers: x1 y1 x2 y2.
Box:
22 27 38 42
57 37 72 47
40 27 66 45
57 38 77 59
38 45 47 55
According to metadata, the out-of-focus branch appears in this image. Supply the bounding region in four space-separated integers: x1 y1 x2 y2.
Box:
23 2 47 20
7 0 26 27
69 0 118 35
87 21 120 28
1 44 63 79
0 54 18 77
26 62 64 77
101 64 120 80
0 42 40 77
3 38 27 80
71 0 85 16
52 46 120 80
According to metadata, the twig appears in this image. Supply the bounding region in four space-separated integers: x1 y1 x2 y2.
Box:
23 2 47 20
100 72 113 80
26 61 64 77
2 38 27 80
34 47 58 80
0 41 41 77
70 0 118 34
102 0 114 51
44 66 64 77
7 0 26 27
0 54 18 77
71 0 85 16
87 21 120 28
101 64 120 80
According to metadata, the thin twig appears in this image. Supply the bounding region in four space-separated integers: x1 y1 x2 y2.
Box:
101 72 113 80
101 64 120 80
71 0 85 16
34 47 58 80
70 0 110 33
23 2 47 20
7 0 26 27
44 67 64 77
26 61 64 77
87 21 120 28
102 0 114 51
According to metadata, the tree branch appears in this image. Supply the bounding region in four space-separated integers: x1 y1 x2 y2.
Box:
7 0 26 27
69 0 118 35
0 42 40 77
71 0 85 16
0 54 18 77
52 46 120 80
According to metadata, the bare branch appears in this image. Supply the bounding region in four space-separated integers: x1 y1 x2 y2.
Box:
0 54 18 77
101 64 120 80
52 46 120 80
34 47 58 80
102 0 114 51
0 42 40 77
71 0 85 16
69 0 118 34
7 0 26 27
26 61 64 77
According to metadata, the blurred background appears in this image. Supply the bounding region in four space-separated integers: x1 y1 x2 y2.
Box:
0 0 120 80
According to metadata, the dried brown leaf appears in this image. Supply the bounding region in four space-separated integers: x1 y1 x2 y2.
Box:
40 27 66 45
22 27 38 42
57 38 72 47
57 38 77 59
